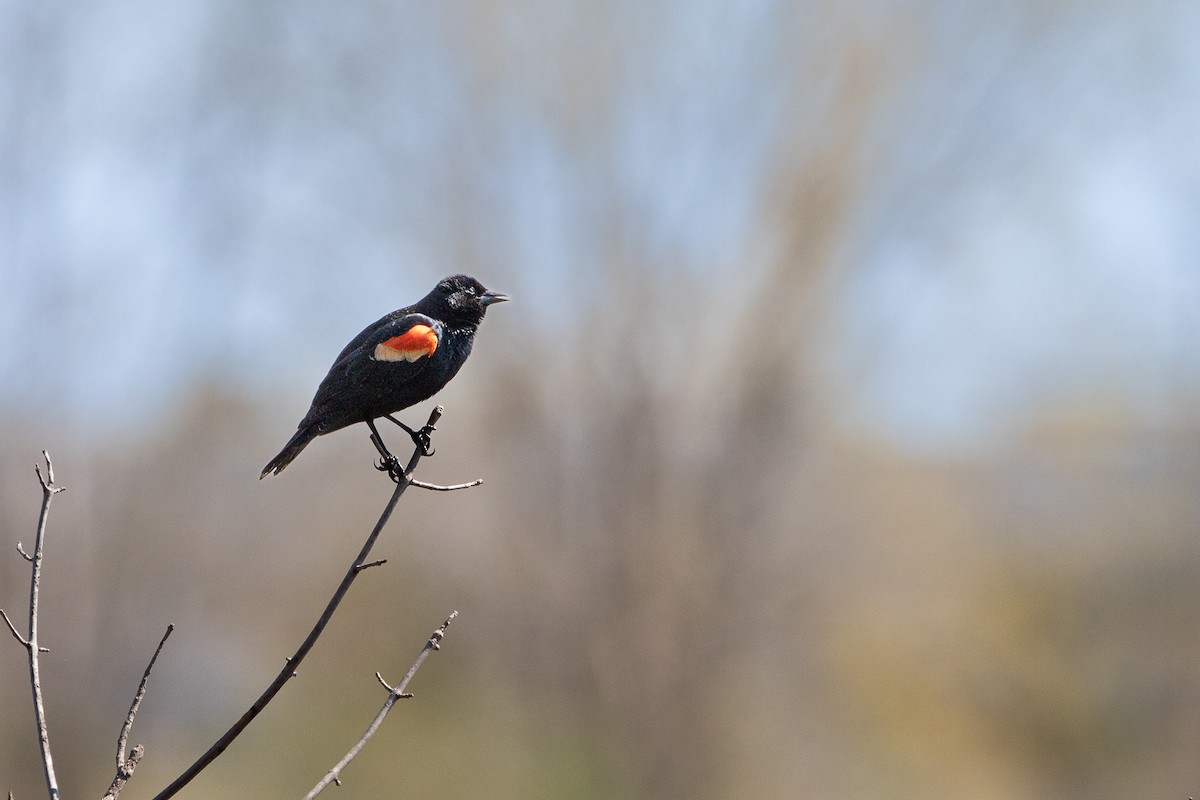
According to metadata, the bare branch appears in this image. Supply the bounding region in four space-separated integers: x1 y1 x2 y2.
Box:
115 625 175 769
17 541 32 561
408 477 483 492
4 451 66 800
152 406 456 800
354 558 388 573
303 611 459 799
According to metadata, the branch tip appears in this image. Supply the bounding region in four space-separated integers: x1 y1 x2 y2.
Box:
116 624 175 768
34 454 64 494
409 477 483 492
375 671 396 693
306 609 460 798
1 608 27 646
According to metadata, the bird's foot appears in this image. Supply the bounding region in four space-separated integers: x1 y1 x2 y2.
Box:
375 454 406 483
386 414 436 457
410 424 436 457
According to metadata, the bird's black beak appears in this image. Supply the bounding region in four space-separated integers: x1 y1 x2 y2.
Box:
480 290 510 306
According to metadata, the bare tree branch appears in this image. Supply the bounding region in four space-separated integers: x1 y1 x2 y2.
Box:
152 406 468 800
1 451 66 800
302 611 459 799
97 623 177 799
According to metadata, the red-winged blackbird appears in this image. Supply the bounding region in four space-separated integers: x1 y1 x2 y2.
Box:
261 274 508 478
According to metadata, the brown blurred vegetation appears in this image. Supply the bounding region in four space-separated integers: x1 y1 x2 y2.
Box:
4 2 1200 799
4 377 1198 799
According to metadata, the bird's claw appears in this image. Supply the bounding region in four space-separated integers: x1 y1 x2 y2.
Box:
375 455 405 483
410 424 436 457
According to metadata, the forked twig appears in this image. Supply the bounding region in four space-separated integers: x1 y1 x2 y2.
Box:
98 623 177 799
152 406 479 800
102 745 144 800
302 611 459 799
2 451 66 800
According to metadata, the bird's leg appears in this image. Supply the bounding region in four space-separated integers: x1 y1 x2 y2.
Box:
384 414 436 457
366 419 404 480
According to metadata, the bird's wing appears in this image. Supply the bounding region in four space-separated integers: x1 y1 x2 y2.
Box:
302 314 443 428
330 313 442 372
369 316 441 364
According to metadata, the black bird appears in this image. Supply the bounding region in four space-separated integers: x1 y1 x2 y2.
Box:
261 274 508 478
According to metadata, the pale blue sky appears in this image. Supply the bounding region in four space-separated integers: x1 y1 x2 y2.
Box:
2 0 1197 450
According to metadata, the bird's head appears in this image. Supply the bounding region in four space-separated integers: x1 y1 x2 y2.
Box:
424 274 509 327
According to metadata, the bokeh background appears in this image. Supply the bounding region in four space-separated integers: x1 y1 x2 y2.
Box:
3 2 1200 798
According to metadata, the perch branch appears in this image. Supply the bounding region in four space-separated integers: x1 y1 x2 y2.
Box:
152 406 465 800
302 611 459 799
1 451 66 800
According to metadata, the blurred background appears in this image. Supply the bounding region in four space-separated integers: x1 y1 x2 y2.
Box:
2 1 1199 798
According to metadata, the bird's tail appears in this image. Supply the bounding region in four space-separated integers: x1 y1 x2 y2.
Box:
260 424 319 478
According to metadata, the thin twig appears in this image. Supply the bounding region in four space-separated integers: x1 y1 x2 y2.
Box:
152 406 451 800
302 611 459 799
101 624 174 799
115 625 175 767
374 671 399 694
408 477 483 492
1 452 65 800
1 608 28 646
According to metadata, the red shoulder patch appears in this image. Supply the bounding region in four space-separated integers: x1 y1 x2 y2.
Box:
373 324 438 362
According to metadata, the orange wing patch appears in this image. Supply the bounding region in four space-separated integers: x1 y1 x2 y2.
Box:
373 324 438 362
